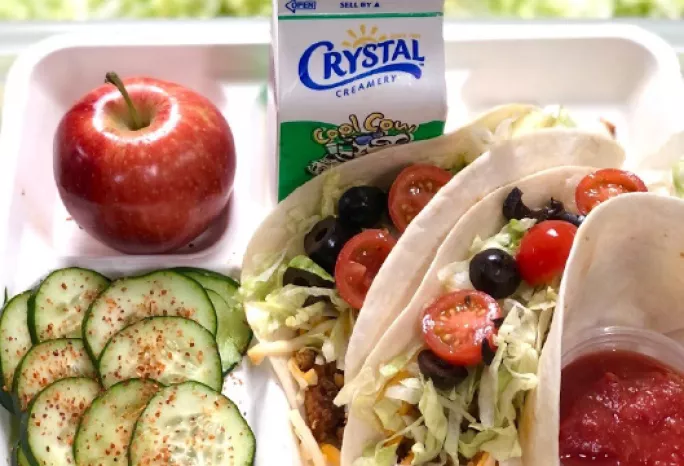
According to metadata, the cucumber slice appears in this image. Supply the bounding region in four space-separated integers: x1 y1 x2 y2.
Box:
28 267 109 342
0 389 13 414
171 267 239 304
129 381 255 466
13 443 30 466
23 377 100 466
98 316 222 391
13 338 97 412
206 290 252 374
10 441 33 466
16 450 29 466
83 270 217 360
0 291 32 409
172 268 251 373
74 378 161 466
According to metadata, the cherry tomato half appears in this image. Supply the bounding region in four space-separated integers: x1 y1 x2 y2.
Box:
334 229 397 309
516 220 578 286
575 168 647 215
421 290 502 367
389 164 452 232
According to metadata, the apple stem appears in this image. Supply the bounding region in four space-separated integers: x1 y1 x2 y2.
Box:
104 72 143 130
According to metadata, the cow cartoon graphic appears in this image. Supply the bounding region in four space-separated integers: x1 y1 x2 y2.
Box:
307 130 412 175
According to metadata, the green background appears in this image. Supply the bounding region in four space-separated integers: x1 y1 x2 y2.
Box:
1 0 683 20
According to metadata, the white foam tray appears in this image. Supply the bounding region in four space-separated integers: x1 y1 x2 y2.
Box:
0 22 682 465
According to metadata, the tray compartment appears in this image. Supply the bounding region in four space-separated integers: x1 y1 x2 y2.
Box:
0 24 682 466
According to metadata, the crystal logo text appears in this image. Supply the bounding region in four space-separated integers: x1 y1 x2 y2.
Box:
298 25 425 98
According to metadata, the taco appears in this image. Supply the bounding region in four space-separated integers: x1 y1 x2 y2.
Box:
240 105 616 466
543 193 684 466
336 161 648 466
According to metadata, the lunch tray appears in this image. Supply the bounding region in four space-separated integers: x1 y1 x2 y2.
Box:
0 22 682 465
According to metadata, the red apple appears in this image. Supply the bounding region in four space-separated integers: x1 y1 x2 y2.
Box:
54 73 236 254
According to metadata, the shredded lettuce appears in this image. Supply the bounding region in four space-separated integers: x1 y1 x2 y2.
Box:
509 105 576 137
471 105 579 151
319 171 371 218
287 255 333 281
449 159 469 175
246 319 335 365
470 290 555 461
322 308 354 369
385 377 424 404
241 172 361 352
374 398 405 433
241 206 322 303
240 250 288 303
469 218 537 256
420 380 449 443
672 158 684 198
459 424 522 461
436 221 557 461
438 258 473 292
354 416 431 466
335 344 423 408
414 380 448 463
353 442 400 466
444 407 463 466
379 349 420 379
241 178 338 303
245 284 346 338
475 105 611 143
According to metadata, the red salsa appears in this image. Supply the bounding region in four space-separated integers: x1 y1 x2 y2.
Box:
560 349 684 466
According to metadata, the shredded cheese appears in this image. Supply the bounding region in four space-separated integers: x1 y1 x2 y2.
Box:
400 452 415 465
287 357 319 389
320 444 341 466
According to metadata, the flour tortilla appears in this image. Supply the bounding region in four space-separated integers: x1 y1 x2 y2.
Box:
528 193 684 466
241 110 623 466
340 165 626 466
561 192 684 341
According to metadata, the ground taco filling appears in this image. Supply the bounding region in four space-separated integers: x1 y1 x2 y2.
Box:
336 168 647 466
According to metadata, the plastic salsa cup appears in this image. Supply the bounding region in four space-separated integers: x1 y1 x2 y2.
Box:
561 325 684 372
560 325 684 466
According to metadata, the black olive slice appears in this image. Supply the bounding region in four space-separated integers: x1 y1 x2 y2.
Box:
469 249 522 299
303 295 331 307
492 317 505 329
502 187 533 220
283 267 335 289
481 340 497 366
338 186 387 229
303 216 356 275
417 349 468 391
503 189 584 227
551 210 585 227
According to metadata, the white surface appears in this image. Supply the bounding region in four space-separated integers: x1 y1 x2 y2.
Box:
0 23 682 465
442 24 684 168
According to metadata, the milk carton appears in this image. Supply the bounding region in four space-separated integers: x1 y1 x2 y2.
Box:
273 0 447 199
